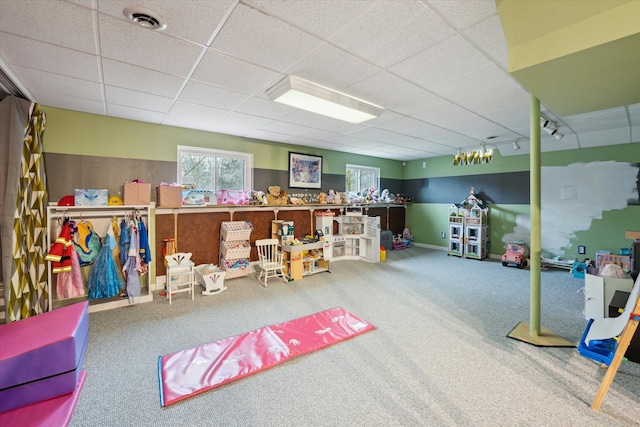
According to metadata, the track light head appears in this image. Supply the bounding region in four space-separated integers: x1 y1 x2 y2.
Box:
513 140 521 150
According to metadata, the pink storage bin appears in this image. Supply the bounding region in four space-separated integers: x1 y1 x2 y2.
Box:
216 190 249 205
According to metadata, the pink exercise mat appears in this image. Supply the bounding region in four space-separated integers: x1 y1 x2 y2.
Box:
158 307 376 406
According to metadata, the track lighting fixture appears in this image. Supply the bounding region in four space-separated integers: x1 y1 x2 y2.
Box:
540 115 564 140
513 139 521 151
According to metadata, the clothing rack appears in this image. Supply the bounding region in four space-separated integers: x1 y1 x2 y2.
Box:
46 205 155 313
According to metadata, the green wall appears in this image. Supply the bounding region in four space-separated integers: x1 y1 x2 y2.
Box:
41 106 639 261
405 142 640 259
41 107 403 178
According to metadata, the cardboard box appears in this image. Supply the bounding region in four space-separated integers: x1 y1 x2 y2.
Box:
123 182 151 206
74 189 108 206
626 230 640 240
157 186 182 207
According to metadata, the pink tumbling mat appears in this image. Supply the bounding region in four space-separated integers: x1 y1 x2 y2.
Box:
0 370 86 427
158 307 375 407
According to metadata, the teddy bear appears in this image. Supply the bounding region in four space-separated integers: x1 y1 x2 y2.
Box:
266 186 288 205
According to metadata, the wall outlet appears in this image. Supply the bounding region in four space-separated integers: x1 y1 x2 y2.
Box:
441 231 446 239
578 245 586 255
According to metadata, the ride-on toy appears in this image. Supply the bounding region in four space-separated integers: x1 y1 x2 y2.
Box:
502 240 529 269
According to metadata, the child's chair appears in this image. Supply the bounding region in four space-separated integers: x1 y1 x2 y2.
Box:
164 252 196 304
255 239 287 286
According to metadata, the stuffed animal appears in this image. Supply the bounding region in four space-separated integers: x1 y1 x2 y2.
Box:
318 192 327 204
266 186 288 205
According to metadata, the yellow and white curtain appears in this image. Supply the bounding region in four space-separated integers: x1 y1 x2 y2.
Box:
0 96 48 321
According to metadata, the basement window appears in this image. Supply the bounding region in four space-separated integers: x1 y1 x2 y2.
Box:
178 146 253 198
346 164 379 193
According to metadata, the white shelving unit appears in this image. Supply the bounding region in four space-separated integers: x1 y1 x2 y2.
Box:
46 204 154 313
219 221 252 279
336 211 380 263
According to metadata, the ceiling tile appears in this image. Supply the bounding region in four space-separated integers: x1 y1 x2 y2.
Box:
179 80 248 110
374 116 440 138
12 66 104 101
97 0 236 45
577 128 631 148
424 0 497 31
210 3 323 72
108 104 165 124
102 59 185 98
105 85 174 113
347 127 412 144
433 65 529 113
99 14 203 77
260 120 311 136
31 90 106 115
235 97 297 120
1 33 100 82
464 14 509 69
0 0 98 54
330 0 455 68
162 101 228 131
390 34 492 90
191 49 280 94
287 44 380 91
628 104 640 125
347 71 439 116
213 111 275 134
244 0 371 40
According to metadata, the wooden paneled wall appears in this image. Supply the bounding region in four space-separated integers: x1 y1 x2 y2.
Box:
155 205 406 276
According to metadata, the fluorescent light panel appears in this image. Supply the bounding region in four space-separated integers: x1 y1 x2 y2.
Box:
266 76 383 124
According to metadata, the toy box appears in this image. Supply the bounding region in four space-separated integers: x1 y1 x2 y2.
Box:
216 190 249 205
74 189 108 206
157 185 182 207
123 181 151 205
0 301 89 413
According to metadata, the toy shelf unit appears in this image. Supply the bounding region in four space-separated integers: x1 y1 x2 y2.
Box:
337 213 380 263
219 221 252 279
271 220 294 245
46 204 154 313
280 241 329 280
448 189 489 260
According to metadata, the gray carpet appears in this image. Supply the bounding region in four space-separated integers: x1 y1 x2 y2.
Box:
70 247 640 426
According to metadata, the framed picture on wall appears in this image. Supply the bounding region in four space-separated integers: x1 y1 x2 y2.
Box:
289 152 323 189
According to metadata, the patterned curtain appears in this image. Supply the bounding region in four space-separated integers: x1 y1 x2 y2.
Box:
0 97 48 321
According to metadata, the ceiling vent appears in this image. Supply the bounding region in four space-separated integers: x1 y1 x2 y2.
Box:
123 7 167 31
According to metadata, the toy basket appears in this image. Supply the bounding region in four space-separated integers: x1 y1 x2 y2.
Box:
221 240 251 259
221 221 252 241
219 254 250 279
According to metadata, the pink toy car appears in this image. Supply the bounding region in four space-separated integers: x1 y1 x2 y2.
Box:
502 240 529 269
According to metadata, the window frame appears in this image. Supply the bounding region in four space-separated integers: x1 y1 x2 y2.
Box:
345 164 380 193
177 145 253 191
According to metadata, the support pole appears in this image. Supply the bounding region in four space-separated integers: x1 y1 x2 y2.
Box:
530 95 541 336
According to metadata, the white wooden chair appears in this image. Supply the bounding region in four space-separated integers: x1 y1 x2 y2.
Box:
255 238 288 287
164 252 196 304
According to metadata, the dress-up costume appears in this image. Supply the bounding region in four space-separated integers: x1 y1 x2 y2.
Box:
74 221 102 266
122 223 142 304
56 246 85 298
87 234 124 299
45 219 73 273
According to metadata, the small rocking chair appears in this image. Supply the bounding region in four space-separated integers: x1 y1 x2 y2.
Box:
255 238 288 287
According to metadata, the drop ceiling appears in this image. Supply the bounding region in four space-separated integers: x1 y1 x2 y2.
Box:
0 0 638 161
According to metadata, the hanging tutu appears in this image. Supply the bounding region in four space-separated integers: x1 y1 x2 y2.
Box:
88 235 124 299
